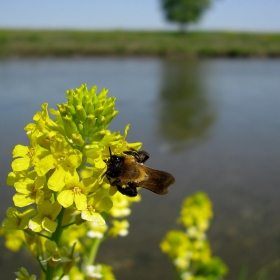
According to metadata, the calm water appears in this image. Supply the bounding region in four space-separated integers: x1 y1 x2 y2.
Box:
1 57 280 280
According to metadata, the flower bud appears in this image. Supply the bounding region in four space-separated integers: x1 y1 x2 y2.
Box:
62 115 78 138
101 102 115 116
66 89 74 104
76 105 87 121
85 101 93 115
66 104 76 116
73 94 82 107
83 114 96 135
93 105 104 117
57 104 67 117
98 88 109 101
91 130 106 141
97 116 106 125
104 111 119 128
72 133 85 146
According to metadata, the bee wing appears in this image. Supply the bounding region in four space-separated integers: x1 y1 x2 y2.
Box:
139 165 175 195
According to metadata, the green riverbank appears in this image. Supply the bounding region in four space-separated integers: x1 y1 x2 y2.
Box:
1 29 280 57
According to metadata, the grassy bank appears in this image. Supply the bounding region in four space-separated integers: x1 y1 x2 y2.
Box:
0 29 280 57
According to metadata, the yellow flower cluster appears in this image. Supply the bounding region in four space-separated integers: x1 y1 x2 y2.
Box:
160 192 228 280
1 84 142 279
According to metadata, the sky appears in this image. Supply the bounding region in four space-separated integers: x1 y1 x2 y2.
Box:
0 0 279 32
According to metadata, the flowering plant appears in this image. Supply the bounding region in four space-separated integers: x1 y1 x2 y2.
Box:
1 84 142 280
160 192 228 280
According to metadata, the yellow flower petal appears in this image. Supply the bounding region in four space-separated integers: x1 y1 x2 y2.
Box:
74 193 87 211
12 157 30 171
48 166 66 191
29 215 43 232
42 217 58 233
13 194 34 207
57 190 74 208
12 145 29 157
35 154 55 176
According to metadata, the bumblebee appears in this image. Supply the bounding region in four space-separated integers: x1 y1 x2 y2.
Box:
105 148 175 197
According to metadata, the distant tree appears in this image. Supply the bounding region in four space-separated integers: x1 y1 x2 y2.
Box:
160 0 211 31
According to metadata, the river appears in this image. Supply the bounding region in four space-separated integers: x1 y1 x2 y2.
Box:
0 57 280 280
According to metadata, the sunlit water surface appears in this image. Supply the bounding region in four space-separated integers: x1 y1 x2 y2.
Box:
1 57 280 280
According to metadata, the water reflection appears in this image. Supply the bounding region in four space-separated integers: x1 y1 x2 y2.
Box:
1 58 280 280
157 59 216 151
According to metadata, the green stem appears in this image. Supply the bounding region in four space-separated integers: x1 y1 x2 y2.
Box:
70 242 77 257
61 221 76 228
36 257 46 274
45 207 66 280
174 267 182 280
52 207 66 243
77 155 87 172
58 273 65 280
36 232 52 239
88 237 103 265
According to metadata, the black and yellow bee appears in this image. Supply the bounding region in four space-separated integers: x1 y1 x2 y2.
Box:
105 148 175 197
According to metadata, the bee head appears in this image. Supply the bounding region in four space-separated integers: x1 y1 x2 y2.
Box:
106 147 124 178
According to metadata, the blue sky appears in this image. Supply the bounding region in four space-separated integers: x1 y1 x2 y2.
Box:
0 0 279 32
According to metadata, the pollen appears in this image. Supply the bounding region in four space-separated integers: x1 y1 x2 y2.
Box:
30 186 37 198
27 148 35 158
87 205 96 212
73 186 82 194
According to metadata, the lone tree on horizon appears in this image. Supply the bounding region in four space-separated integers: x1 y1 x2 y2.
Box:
160 0 211 31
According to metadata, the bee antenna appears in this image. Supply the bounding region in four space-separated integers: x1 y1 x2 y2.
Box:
108 147 112 158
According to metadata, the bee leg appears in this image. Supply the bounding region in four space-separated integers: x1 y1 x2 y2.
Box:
117 183 138 197
124 150 150 163
109 177 138 197
124 150 141 162
106 176 114 185
137 150 150 163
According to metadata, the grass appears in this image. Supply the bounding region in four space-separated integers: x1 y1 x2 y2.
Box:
0 29 280 57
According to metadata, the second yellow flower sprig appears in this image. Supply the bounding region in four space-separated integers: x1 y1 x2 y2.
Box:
160 192 228 280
